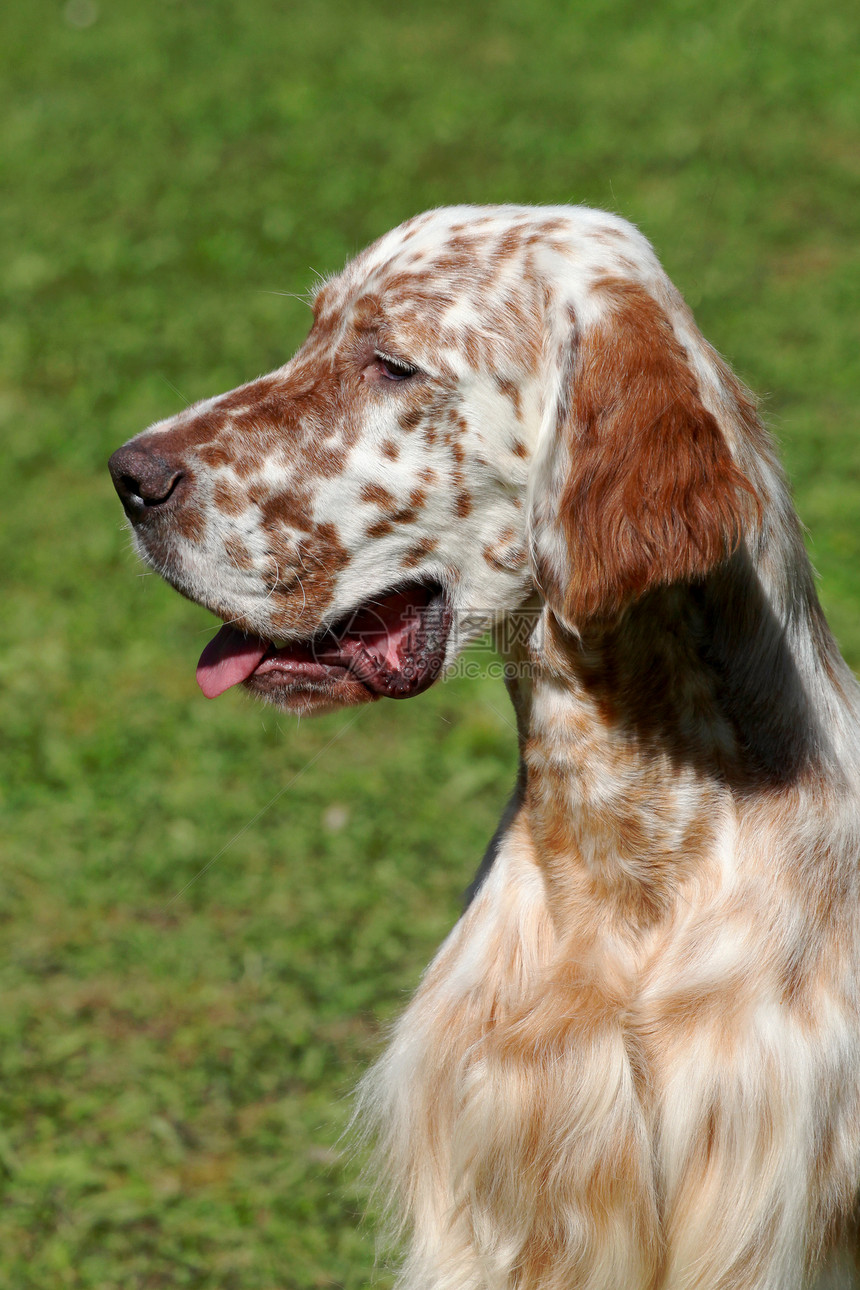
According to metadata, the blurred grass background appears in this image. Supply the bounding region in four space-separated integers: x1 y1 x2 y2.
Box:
2 0 859 1285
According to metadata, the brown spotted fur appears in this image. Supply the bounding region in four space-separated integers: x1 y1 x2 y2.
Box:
112 206 860 1290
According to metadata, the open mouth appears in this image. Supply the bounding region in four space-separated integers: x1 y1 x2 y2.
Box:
195 580 452 711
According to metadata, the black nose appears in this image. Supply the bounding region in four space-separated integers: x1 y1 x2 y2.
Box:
108 444 185 516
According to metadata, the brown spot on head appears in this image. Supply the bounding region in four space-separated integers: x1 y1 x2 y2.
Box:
216 376 278 412
398 406 425 433
142 409 227 462
360 483 425 522
482 526 525 573
380 439 400 461
400 537 438 569
174 503 206 544
259 488 314 535
266 518 348 633
360 482 397 510
430 251 474 275
309 443 348 477
232 450 265 481
496 227 527 259
512 438 528 459
197 442 233 469
224 535 253 570
352 293 384 333
591 226 632 249
212 478 248 517
366 518 394 539
309 304 338 341
455 491 473 518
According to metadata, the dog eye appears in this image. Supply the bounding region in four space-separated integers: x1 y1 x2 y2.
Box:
375 351 418 382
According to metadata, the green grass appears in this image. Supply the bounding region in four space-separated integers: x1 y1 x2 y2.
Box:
2 0 860 1284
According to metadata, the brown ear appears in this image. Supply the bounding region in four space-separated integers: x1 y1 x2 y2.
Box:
539 279 756 624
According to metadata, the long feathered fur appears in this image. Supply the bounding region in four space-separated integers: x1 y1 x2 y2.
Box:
111 205 860 1289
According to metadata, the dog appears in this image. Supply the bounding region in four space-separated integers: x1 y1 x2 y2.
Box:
109 205 860 1289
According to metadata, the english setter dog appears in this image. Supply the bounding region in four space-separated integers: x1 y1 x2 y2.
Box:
109 206 860 1289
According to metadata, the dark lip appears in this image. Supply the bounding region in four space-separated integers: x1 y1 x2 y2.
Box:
243 658 375 714
256 656 351 684
243 580 452 704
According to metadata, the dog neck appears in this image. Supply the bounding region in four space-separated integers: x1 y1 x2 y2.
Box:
502 556 838 937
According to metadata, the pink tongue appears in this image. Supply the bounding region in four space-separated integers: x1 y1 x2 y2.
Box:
196 626 269 699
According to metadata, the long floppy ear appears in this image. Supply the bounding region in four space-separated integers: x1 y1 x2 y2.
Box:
530 277 757 625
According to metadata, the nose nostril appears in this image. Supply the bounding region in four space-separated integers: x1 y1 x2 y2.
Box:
109 445 186 513
118 473 144 502
143 470 183 506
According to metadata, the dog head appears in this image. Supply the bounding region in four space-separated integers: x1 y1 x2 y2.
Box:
110 205 755 713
